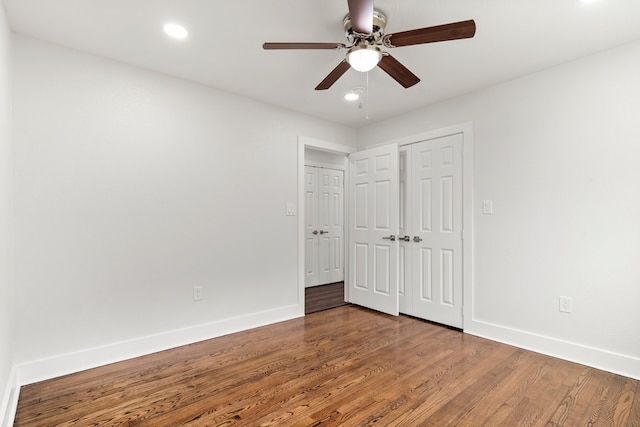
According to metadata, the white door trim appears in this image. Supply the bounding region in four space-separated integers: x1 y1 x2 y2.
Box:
380 122 474 330
298 137 356 313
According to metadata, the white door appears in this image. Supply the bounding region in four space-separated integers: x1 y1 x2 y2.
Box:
304 166 320 287
348 144 400 316
305 166 345 287
408 133 464 328
317 168 345 284
398 147 413 314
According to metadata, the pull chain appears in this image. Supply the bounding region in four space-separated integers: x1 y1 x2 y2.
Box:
365 71 370 120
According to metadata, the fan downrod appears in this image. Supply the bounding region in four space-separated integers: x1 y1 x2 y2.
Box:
343 9 387 45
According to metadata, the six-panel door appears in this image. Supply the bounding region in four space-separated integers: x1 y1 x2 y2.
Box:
407 134 463 328
348 144 400 316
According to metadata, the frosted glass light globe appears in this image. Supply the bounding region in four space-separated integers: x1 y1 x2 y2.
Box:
347 46 382 72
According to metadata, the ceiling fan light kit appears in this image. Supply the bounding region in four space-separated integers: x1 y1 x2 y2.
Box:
263 0 476 90
346 45 382 72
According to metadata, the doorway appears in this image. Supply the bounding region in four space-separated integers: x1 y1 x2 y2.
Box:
298 138 355 315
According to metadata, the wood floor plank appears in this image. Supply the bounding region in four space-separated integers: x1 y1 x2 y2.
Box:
629 382 640 427
546 367 594 425
450 350 551 425
509 359 586 426
14 305 640 426
578 371 637 427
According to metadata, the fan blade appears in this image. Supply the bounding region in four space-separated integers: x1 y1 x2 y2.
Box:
315 61 351 90
377 54 420 88
385 20 476 47
347 0 374 34
263 42 346 50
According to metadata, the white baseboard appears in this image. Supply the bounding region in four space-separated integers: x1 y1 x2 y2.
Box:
0 366 18 427
467 319 640 380
16 304 303 388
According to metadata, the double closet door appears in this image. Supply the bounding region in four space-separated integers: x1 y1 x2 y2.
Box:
348 133 464 328
304 166 345 287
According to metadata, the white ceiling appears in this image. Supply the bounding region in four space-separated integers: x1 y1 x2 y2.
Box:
5 0 640 127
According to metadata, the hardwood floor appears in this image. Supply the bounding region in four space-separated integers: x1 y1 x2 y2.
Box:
305 282 348 314
15 305 640 426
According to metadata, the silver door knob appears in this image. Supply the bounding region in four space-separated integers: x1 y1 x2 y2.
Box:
312 230 318 235
319 230 328 235
382 235 396 241
413 236 423 242
399 236 411 242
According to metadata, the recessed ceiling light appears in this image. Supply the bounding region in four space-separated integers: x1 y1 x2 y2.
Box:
577 0 602 3
345 87 365 101
164 23 188 39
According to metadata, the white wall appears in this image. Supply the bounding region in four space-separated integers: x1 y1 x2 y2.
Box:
359 40 640 378
0 1 15 424
304 147 347 169
12 36 356 378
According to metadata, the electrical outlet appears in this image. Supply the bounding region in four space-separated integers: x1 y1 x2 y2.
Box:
193 286 203 301
559 296 572 313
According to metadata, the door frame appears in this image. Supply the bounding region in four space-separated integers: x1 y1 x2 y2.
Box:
298 137 356 313
383 122 474 330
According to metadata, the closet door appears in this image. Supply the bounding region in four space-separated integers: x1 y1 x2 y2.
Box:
398 147 413 314
410 134 464 328
317 168 345 284
348 144 400 316
304 166 320 287
305 166 345 287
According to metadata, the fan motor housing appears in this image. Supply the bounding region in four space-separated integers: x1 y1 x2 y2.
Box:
343 10 387 45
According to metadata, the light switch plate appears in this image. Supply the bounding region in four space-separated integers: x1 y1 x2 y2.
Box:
482 200 493 214
286 204 296 216
193 286 203 301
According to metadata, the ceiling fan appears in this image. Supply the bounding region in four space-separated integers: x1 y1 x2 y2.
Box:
263 0 476 90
